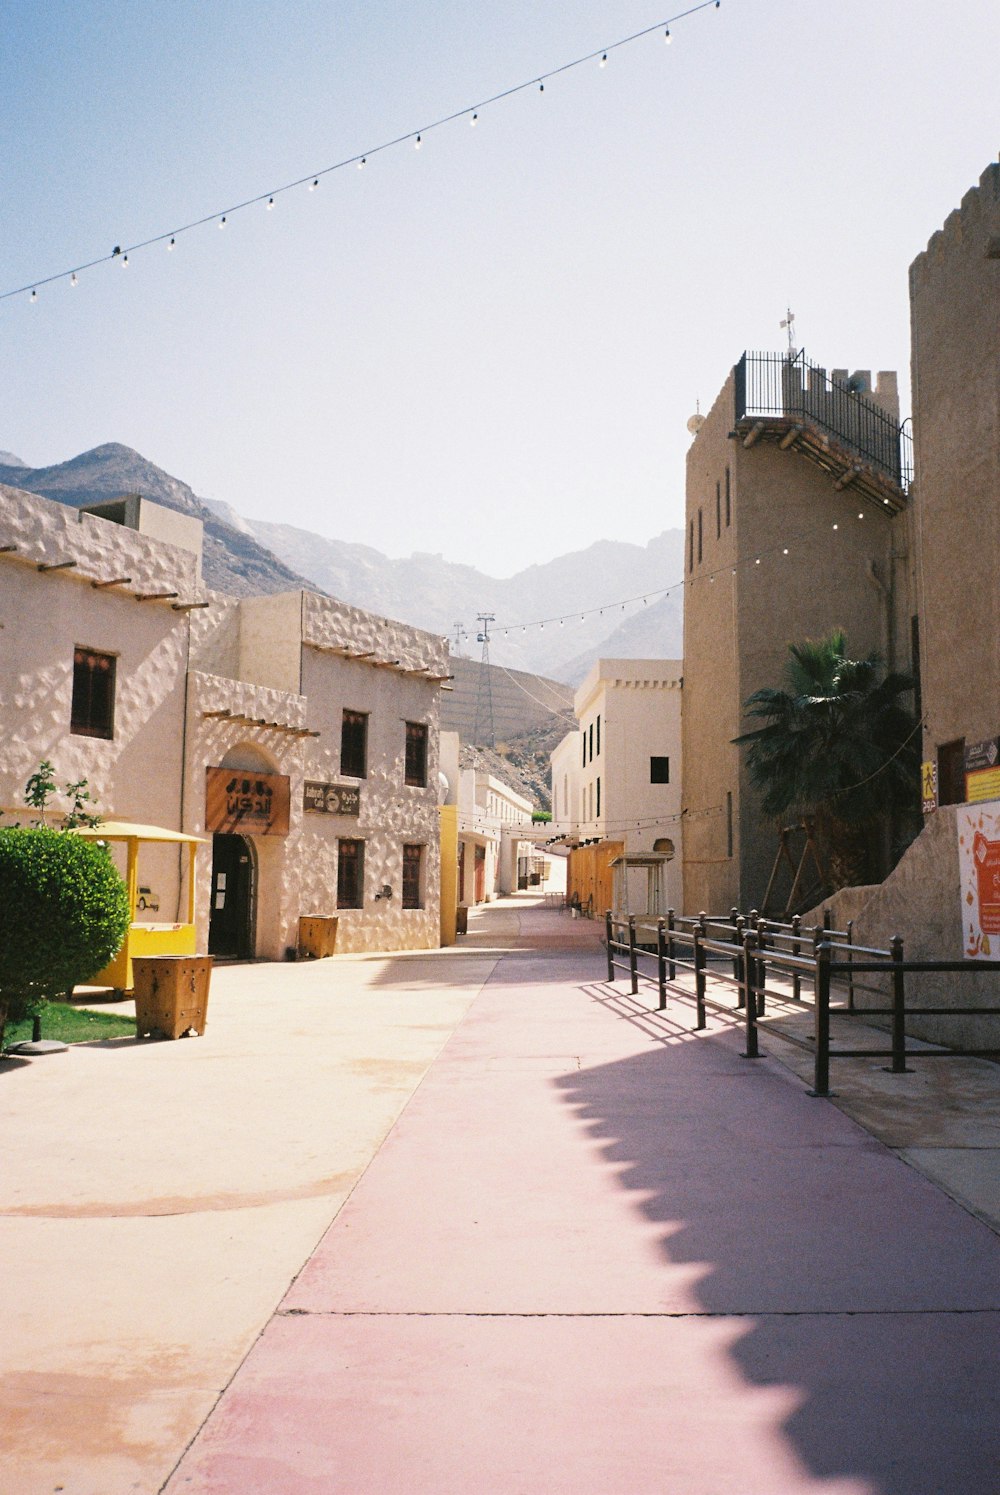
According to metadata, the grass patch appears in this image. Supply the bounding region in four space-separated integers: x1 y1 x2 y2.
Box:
3 1002 135 1049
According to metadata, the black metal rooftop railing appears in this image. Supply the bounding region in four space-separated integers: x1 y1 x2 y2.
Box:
734 351 913 491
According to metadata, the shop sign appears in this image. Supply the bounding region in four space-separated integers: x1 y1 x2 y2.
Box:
920 760 938 815
965 738 1000 804
957 801 1000 959
303 780 361 816
206 768 290 836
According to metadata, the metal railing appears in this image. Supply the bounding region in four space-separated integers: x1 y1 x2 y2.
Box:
601 907 1000 1099
734 350 913 490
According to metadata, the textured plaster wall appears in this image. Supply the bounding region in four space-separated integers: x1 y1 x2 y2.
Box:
298 642 442 953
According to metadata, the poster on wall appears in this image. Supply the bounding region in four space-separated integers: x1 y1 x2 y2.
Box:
957 800 1000 959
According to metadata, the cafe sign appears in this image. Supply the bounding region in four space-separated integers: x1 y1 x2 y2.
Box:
965 737 1000 805
304 780 361 816
206 768 290 836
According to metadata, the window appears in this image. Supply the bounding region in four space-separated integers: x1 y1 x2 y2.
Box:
716 480 721 538
596 715 601 756
71 648 116 738
582 731 587 768
688 520 694 573
402 844 424 908
589 722 594 762
596 777 601 818
340 710 368 778
726 791 733 858
337 839 364 908
697 508 703 563
725 465 731 527
650 756 670 784
404 721 428 786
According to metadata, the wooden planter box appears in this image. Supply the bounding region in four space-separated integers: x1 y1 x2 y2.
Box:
133 955 212 1040
297 915 339 960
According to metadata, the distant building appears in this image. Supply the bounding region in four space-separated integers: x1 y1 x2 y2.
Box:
0 486 450 960
549 658 683 916
681 352 913 914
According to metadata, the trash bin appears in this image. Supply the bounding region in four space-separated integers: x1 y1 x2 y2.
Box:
133 955 212 1039
456 905 468 935
297 915 339 959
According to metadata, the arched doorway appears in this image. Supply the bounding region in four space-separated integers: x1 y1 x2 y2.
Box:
208 832 256 958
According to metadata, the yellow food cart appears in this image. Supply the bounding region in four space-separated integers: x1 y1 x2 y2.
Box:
72 821 205 993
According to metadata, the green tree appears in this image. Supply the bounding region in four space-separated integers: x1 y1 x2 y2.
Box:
733 631 920 889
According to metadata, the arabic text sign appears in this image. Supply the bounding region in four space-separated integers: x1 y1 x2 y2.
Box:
205 768 290 836
304 781 361 816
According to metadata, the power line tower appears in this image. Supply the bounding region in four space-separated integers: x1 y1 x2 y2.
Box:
452 621 466 657
472 612 496 749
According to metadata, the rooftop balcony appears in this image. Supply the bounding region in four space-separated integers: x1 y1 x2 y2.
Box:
733 351 912 513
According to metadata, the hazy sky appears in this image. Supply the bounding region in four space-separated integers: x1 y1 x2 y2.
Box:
2 1 997 576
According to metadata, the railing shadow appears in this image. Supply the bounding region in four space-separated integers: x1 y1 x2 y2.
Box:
554 982 1000 1494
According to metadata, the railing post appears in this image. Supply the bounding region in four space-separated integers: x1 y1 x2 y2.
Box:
694 918 707 1030
735 915 747 1006
823 908 832 932
742 932 760 1059
605 911 614 982
628 914 638 996
656 918 667 1010
730 906 741 980
846 919 855 1012
755 918 767 1015
666 907 676 982
812 941 831 1097
791 914 802 1002
889 933 908 1074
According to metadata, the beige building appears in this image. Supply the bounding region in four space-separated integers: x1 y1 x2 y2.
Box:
681 354 914 915
909 159 1000 801
0 486 449 961
550 658 683 915
439 733 535 904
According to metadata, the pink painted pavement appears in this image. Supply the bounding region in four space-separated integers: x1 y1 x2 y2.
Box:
166 898 1000 1494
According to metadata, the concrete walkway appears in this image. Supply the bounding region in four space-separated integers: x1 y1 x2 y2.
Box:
164 898 999 1495
4 896 999 1493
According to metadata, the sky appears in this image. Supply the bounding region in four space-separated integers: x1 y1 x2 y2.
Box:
2 0 998 578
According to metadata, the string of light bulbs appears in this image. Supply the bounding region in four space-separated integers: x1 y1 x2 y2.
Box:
454 502 880 650
5 2 722 307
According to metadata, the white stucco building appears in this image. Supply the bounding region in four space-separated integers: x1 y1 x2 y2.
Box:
0 486 450 960
549 658 684 913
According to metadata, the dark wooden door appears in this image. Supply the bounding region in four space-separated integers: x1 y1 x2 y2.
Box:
209 834 254 958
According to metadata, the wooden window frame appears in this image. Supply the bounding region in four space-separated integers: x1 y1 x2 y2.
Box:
336 838 365 909
402 843 424 909
70 647 116 739
340 709 368 779
404 721 428 787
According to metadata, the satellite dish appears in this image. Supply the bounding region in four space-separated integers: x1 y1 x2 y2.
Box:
687 412 705 435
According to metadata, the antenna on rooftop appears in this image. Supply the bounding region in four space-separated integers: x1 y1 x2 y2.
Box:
472 612 496 749
780 307 797 359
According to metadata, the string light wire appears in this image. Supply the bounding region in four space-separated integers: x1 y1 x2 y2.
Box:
1 2 722 305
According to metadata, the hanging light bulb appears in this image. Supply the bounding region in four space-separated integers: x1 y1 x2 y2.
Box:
857 511 865 519
29 288 37 302
538 80 544 92
414 134 422 149
470 112 478 126
599 52 608 67
357 157 366 171
122 254 129 267
219 216 226 228
70 273 78 286
783 547 789 555
267 196 274 209
168 236 176 249
309 179 318 190
755 557 761 564
664 28 672 43
832 522 839 530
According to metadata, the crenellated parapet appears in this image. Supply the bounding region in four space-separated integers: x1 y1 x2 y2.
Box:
909 160 1000 290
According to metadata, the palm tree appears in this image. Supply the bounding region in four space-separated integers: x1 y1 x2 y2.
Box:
734 631 920 889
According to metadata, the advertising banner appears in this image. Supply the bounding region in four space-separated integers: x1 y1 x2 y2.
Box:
957 800 1000 959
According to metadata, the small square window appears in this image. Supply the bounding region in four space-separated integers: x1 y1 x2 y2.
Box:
337 839 364 908
650 756 670 785
71 648 116 738
402 843 424 909
341 710 368 778
405 722 428 787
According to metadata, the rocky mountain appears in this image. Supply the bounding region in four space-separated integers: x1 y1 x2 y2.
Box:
0 445 315 599
1 442 686 680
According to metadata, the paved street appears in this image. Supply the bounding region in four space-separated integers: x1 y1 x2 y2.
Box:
3 895 1000 1493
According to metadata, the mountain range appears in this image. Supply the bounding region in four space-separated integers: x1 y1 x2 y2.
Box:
0 443 685 682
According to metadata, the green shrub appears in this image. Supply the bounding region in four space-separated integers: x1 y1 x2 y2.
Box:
0 828 130 1043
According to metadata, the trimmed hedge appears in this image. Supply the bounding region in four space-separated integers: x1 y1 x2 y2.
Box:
0 828 130 1034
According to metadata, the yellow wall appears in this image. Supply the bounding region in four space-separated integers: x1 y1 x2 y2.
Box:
438 804 458 946
567 841 623 918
